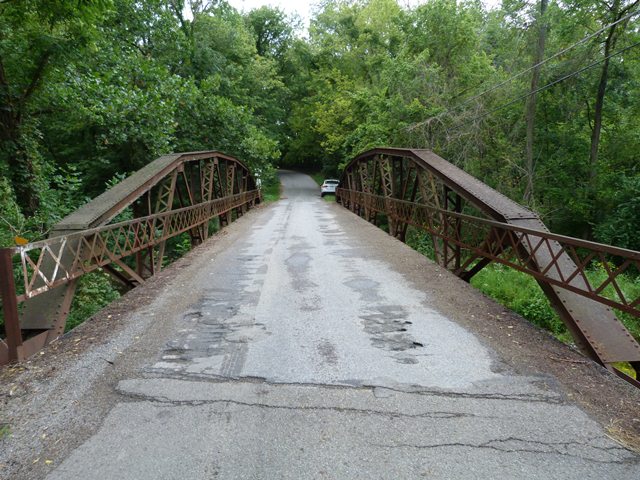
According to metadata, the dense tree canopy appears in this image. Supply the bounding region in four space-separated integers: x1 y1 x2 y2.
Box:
1 0 639 250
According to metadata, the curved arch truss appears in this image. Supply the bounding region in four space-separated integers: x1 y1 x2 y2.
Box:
337 147 640 387
0 151 261 363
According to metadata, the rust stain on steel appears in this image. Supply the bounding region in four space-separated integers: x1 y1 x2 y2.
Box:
337 147 640 388
0 151 262 364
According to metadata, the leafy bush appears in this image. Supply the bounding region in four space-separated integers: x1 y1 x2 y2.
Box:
470 264 571 342
66 270 121 331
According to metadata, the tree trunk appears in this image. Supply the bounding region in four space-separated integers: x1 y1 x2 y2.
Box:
0 120 41 217
586 1 625 238
0 51 50 217
589 22 620 183
523 0 548 204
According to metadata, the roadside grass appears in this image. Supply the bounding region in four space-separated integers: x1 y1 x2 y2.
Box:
0 423 10 439
261 180 281 203
309 172 325 186
470 263 640 344
470 264 572 342
471 263 639 379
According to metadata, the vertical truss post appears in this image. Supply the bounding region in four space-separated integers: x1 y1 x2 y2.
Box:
226 163 236 196
134 195 153 278
443 187 450 269
235 169 246 217
201 158 216 241
188 162 205 244
224 162 236 225
378 156 396 237
343 172 354 209
399 170 419 243
452 191 462 271
442 187 462 270
0 248 22 362
242 170 249 212
178 164 202 246
213 160 228 227
416 170 446 266
358 159 375 222
154 169 178 272
369 158 379 223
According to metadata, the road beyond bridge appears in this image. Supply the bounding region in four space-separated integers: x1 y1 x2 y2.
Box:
1 171 640 479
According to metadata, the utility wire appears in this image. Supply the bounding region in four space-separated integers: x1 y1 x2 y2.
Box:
448 39 640 131
410 9 640 130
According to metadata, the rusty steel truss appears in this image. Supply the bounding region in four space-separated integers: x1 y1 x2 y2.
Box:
337 148 640 388
0 151 261 364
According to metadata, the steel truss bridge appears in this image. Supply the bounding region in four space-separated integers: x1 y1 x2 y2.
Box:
1 147 639 389
0 151 260 365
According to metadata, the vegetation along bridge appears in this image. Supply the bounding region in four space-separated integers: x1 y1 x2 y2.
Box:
1 148 640 478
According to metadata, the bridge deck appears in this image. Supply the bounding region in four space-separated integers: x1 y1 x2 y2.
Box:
2 172 639 479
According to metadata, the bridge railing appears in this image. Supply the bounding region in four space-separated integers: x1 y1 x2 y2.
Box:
337 148 640 389
2 191 260 302
0 151 262 364
337 189 640 318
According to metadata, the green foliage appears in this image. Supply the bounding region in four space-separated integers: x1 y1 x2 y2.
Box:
310 172 325 186
171 234 193 260
470 263 640 344
246 6 299 60
594 177 640 251
66 270 121 331
261 181 281 203
471 264 570 341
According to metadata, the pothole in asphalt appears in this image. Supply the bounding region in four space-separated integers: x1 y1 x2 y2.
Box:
360 305 424 359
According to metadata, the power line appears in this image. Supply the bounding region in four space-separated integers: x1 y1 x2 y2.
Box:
448 39 640 131
452 9 640 111
409 9 640 131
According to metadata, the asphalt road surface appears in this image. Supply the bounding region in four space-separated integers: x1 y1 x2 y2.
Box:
3 171 639 479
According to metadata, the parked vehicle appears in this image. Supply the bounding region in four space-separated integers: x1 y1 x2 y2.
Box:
320 179 339 197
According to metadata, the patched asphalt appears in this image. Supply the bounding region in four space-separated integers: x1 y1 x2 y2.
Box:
2 171 639 479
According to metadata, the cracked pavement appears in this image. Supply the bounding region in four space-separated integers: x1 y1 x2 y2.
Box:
3 171 640 479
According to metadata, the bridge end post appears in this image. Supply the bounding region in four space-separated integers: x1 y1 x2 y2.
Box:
0 248 23 362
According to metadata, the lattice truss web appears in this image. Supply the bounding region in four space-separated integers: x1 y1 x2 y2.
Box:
340 153 640 317
16 156 258 296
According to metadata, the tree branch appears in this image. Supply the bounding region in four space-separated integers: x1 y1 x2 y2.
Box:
20 49 52 106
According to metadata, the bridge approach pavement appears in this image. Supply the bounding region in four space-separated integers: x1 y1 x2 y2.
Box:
1 171 640 479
